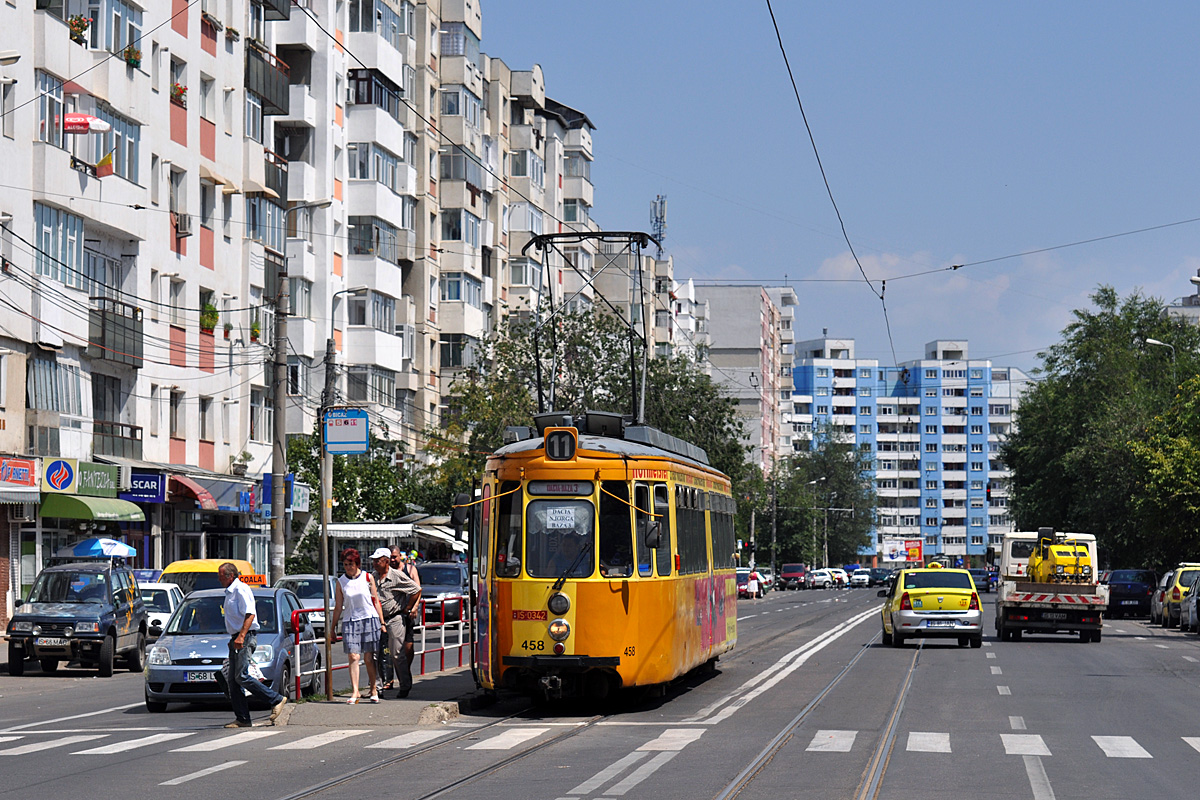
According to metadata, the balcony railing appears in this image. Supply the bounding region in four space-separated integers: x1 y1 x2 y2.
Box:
246 43 290 115
264 148 289 198
93 420 143 460
88 296 144 368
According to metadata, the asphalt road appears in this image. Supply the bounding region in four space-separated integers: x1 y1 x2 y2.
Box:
3 588 1199 799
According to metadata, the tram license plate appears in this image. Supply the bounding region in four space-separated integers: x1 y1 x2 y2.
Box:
926 620 954 628
35 637 68 646
185 671 215 682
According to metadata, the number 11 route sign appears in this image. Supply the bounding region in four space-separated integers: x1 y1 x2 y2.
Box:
324 407 369 455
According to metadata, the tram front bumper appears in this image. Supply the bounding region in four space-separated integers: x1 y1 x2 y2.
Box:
503 655 621 668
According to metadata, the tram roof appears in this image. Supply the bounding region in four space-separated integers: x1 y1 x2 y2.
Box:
493 430 719 475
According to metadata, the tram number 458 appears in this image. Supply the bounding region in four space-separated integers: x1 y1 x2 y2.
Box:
521 640 545 651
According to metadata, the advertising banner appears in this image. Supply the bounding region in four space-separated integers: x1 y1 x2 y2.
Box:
883 537 924 564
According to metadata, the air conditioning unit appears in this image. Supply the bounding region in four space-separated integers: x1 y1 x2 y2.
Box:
174 213 193 238
117 465 132 491
11 502 36 522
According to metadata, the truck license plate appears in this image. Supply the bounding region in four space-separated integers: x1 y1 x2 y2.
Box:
185 671 215 682
35 637 68 646
1043 612 1068 620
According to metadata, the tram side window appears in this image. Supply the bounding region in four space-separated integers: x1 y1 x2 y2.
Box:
654 483 672 577
494 481 522 578
526 499 596 579
633 483 653 577
677 486 706 574
711 494 736 570
599 482 634 578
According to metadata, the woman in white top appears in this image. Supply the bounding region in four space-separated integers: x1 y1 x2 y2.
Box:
330 547 386 703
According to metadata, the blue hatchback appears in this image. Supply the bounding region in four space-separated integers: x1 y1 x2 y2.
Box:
144 586 321 712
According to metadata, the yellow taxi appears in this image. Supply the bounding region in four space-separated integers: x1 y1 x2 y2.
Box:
879 563 982 648
1161 562 1200 629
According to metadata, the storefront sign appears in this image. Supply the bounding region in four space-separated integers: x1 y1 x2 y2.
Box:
0 457 37 488
42 458 78 493
77 462 118 498
120 471 166 504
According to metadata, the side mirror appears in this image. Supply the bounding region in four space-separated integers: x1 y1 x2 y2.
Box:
644 520 661 549
876 589 888 598
14 598 22 608
450 493 470 537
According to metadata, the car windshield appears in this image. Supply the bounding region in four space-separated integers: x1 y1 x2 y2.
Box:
854 570 870 576
166 595 278 635
783 564 804 573
1110 570 1154 583
417 566 464 587
141 589 174 612
525 499 596 579
277 578 328 600
28 571 109 604
903 571 974 590
164 571 224 595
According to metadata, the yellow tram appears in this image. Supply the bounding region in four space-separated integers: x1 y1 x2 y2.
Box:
471 412 738 700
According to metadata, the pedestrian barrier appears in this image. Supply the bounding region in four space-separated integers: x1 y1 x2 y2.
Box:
289 594 471 698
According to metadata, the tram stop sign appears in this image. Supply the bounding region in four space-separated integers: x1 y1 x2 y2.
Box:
324 407 369 455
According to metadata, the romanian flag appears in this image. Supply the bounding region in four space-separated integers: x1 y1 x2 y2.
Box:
96 150 114 178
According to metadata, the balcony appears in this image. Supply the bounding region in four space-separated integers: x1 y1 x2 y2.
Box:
93 420 143 460
246 43 290 115
264 149 289 198
260 0 290 21
88 297 144 368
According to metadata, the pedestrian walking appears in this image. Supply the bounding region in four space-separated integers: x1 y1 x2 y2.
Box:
370 547 420 698
217 562 287 728
392 545 421 673
747 568 762 599
329 548 386 704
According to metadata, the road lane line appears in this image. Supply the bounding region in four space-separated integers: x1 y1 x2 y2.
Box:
986 652 997 659
160 761 246 785
997 686 1012 695
1092 735 1152 758
1183 737 1200 754
1134 636 1147 641
466 727 549 750
906 732 951 753
736 614 758 620
172 730 280 751
1184 656 1198 663
1009 716 1026 731
806 730 856 752
566 752 648 795
637 728 704 751
983 641 992 646
73 733 195 754
1002 734 1050 756
0 737 21 745
367 730 453 749
1155 644 1170 649
0 703 142 733
0 735 105 755
602 751 677 796
1023 755 1057 800
991 666 1003 675
270 730 369 749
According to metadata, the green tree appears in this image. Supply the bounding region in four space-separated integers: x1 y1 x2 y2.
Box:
1003 285 1200 567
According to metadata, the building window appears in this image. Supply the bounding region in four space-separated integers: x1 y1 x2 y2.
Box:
289 278 312 319
33 203 84 286
350 141 409 193
169 390 184 438
440 333 479 368
36 71 65 148
440 85 480 128
245 92 263 143
859 406 872 415
970 461 983 471
925 369 937 378
245 195 285 252
347 366 397 407
199 396 212 441
925 462 937 472
287 356 309 396
970 387 983 397
925 406 936 416
440 272 483 308
816 386 829 396
250 388 271 442
563 199 590 224
349 68 404 123
348 216 400 262
509 150 545 187
563 151 590 179
2 79 14 139
440 209 480 247
924 425 938 434
925 518 938 528
510 257 542 288
989 404 1010 415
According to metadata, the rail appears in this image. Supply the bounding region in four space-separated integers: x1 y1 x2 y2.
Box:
289 593 470 698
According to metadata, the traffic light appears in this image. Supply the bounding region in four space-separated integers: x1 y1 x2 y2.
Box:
986 485 992 503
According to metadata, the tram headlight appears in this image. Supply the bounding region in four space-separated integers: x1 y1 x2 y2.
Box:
548 618 571 642
547 592 571 616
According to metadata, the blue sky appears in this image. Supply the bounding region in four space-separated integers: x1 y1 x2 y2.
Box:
483 3 1200 374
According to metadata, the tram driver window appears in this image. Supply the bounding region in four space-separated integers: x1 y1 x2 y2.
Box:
600 481 634 578
494 481 522 578
526 498 595 579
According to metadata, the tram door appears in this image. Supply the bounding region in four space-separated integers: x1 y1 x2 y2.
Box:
474 483 494 688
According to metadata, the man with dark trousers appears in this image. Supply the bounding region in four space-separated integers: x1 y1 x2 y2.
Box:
371 548 420 697
218 562 287 727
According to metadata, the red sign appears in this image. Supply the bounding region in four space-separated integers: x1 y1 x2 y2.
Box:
0 458 36 487
242 574 268 586
512 610 547 621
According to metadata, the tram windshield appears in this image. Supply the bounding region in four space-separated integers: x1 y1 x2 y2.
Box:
525 499 596 579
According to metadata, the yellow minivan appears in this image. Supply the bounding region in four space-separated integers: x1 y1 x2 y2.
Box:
1161 562 1200 629
160 558 260 596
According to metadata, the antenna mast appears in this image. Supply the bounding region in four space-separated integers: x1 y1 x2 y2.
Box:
650 195 667 259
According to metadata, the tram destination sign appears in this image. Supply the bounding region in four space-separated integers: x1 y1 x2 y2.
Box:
528 480 593 496
324 407 370 455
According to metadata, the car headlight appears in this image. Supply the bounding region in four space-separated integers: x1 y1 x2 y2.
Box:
148 645 172 665
75 621 99 633
547 592 570 616
251 645 274 665
12 620 31 632
548 618 570 642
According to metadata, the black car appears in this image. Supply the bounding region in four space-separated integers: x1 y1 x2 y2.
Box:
6 561 148 677
1106 569 1157 618
869 568 893 587
967 568 996 593
417 562 469 623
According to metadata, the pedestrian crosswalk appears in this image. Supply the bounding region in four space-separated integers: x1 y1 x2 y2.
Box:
799 729 1182 759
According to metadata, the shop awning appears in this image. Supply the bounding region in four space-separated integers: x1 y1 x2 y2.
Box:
170 475 218 510
42 494 145 522
0 486 39 504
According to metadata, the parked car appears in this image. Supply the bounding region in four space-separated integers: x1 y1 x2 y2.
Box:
1105 569 1156 619
850 568 872 588
274 574 338 637
140 581 184 641
967 568 996 593
1151 570 1174 625
808 568 834 589
1161 563 1200 628
779 564 809 590
1183 573 1200 632
6 560 147 677
144 586 321 712
417 562 469 622
758 569 775 591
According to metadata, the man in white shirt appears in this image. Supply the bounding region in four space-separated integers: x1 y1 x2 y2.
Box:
219 562 287 728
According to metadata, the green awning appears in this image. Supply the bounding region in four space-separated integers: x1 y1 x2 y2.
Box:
41 494 146 522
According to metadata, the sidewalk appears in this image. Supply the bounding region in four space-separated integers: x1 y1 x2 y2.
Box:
277 666 484 728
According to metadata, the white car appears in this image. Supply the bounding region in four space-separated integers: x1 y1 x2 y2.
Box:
850 568 871 588
758 569 775 591
809 568 834 589
139 582 184 641
829 568 850 587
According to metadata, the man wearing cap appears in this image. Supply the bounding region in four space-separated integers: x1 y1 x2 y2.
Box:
391 545 421 674
370 547 420 698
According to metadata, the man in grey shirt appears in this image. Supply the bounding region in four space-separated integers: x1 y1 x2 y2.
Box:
370 547 420 697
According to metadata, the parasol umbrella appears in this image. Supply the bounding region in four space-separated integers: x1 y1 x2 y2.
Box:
57 537 137 558
63 113 112 134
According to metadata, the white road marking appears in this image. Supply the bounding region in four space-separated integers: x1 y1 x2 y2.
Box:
1183 737 1200 754
0 703 142 733
1155 644 1170 649
602 752 678 796
997 686 1012 695
172 730 280 751
986 652 997 659
567 752 649 795
1185 656 1198 663
270 730 370 750
1092 735 1152 758
367 730 453 749
73 733 194 755
983 641 992 646
0 737 21 745
1023 755 1058 800
1002 734 1051 756
991 666 1003 675
0 735 105 755
806 730 856 752
637 728 704 751
907 732 951 753
736 615 758 620
160 761 246 786
1134 636 1147 641
1009 716 1026 730
466 727 549 750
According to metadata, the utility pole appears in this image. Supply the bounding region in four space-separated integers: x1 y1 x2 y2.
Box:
748 508 755 568
770 462 778 581
270 261 288 586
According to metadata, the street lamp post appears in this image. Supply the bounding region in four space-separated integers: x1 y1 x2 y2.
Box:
270 199 332 587
1145 338 1176 388
807 478 824 567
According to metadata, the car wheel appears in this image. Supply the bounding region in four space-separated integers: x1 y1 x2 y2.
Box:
278 662 293 701
1078 630 1090 643
145 696 167 713
304 654 323 697
7 645 24 676
1092 630 1102 643
970 634 983 648
1012 629 1022 641
126 631 146 672
97 634 114 678
39 658 59 673
958 636 969 648
881 625 893 646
